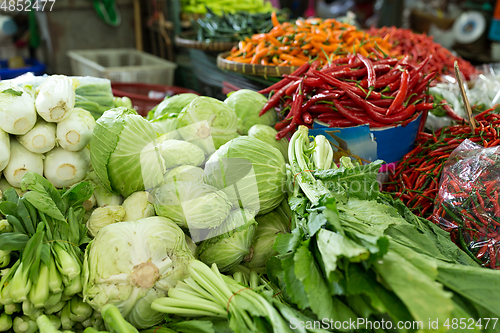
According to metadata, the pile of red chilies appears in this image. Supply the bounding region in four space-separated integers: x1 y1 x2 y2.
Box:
258 54 436 140
368 26 479 81
384 109 500 268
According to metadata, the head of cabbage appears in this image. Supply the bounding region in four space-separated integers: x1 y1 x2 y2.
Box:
90 107 165 197
152 180 233 235
248 124 288 162
176 97 239 150
204 136 286 215
243 199 291 269
82 216 194 329
153 93 199 119
196 209 257 272
224 89 276 135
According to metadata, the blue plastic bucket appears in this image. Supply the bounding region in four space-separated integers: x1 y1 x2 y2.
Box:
0 58 46 80
309 112 423 164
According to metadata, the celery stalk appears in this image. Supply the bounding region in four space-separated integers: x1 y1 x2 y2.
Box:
48 259 63 294
10 263 32 303
35 315 60 333
30 262 50 308
101 304 139 333
0 313 12 332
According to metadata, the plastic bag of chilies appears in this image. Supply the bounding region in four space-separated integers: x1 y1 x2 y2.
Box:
432 139 500 269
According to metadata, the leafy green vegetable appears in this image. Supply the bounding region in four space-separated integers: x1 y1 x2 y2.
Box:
1 88 23 97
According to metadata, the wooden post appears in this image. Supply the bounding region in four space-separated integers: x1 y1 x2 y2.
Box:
134 0 143 51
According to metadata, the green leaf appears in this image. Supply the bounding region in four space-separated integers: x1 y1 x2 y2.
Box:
0 201 18 217
274 228 302 259
23 191 65 221
373 250 454 330
18 199 36 236
436 261 500 317
2 188 19 204
1 88 23 96
316 229 369 281
6 215 26 234
169 320 216 333
282 255 310 310
21 171 67 215
294 245 357 322
0 232 30 251
61 181 94 212
307 210 327 237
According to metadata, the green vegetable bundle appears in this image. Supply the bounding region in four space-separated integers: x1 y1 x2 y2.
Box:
0 172 101 331
182 0 274 16
191 8 289 42
268 126 500 333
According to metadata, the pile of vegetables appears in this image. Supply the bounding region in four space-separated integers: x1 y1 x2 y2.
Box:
368 26 479 81
0 76 94 192
273 125 500 330
385 109 500 219
259 55 435 138
226 14 393 66
181 0 274 16
191 8 289 43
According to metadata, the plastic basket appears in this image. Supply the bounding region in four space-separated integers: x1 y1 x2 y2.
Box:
67 49 177 85
111 82 199 117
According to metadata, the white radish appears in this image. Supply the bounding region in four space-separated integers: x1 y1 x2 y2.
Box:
35 75 75 122
0 128 10 172
3 140 43 188
0 82 37 135
56 108 95 151
44 147 91 188
17 119 56 154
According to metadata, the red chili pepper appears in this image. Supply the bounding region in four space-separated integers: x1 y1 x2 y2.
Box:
302 92 344 110
259 62 310 94
386 70 410 116
286 80 301 96
357 53 376 89
319 118 357 127
292 83 305 125
411 71 437 96
440 100 465 122
312 70 382 100
334 64 391 79
260 81 293 116
476 243 489 259
274 120 290 131
308 104 336 113
276 120 297 140
302 111 313 124
333 100 385 127
416 103 434 111
489 246 497 269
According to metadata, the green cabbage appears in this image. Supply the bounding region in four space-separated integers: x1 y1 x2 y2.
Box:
158 139 205 169
165 165 204 183
196 209 257 272
176 97 239 150
82 216 194 329
153 180 233 231
153 93 199 119
204 136 286 215
224 89 276 135
243 200 291 269
248 124 289 162
150 113 178 136
89 107 165 197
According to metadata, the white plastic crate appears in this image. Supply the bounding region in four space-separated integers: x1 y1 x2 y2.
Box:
67 49 177 85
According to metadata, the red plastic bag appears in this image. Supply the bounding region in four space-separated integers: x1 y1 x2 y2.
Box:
432 139 500 269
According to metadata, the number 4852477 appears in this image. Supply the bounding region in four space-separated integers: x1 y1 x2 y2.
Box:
0 0 56 11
